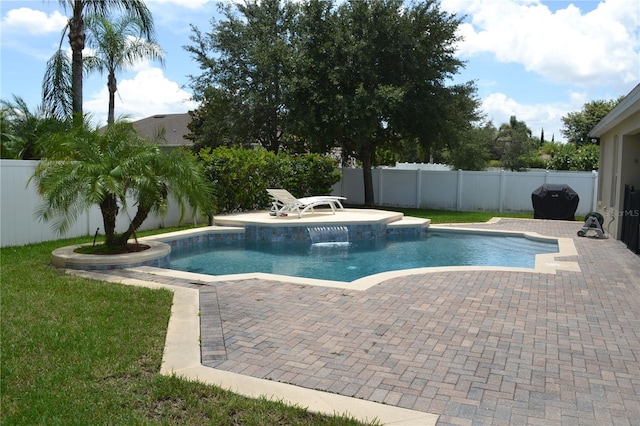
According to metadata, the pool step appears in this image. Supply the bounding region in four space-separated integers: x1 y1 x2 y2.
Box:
386 215 431 229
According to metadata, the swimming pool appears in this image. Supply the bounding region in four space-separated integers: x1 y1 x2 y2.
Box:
167 231 559 282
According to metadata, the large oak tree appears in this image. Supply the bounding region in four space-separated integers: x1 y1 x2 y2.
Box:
186 0 477 206
185 0 296 153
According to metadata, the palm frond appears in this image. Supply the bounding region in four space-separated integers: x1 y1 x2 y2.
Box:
42 50 73 121
82 0 155 40
30 118 211 243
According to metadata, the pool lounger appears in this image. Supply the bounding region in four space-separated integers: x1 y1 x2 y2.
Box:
267 188 346 218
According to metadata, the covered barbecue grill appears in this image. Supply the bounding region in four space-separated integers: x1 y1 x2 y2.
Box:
531 184 579 220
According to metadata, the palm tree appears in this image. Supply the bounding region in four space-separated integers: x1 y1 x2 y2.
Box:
84 13 165 126
49 1 154 122
30 120 212 247
495 116 536 171
1 95 70 159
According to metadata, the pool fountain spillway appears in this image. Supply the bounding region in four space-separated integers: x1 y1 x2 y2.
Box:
307 226 349 244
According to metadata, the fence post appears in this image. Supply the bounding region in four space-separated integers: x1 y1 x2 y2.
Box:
416 169 421 208
377 168 383 206
591 170 599 212
499 170 506 212
456 169 463 211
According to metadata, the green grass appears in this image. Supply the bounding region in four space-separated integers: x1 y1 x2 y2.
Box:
0 231 373 425
395 208 584 223
395 208 534 223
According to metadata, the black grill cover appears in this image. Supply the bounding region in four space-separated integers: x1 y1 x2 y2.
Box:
531 184 579 220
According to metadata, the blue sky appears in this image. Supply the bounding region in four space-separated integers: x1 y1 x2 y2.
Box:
1 0 638 142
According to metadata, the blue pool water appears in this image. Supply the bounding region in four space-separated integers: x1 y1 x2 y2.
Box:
167 232 558 282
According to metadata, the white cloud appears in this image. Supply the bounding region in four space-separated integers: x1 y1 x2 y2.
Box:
84 66 197 127
146 0 212 10
441 0 640 88
481 92 578 141
1 7 67 35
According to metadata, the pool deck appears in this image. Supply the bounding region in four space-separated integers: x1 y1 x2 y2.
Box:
65 210 640 425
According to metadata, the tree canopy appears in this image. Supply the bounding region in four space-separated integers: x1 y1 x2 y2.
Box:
0 96 71 159
186 0 478 206
30 120 212 246
495 116 539 171
84 13 165 126
185 0 296 152
561 98 623 146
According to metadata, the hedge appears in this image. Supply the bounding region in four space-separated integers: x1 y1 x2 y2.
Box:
198 147 342 214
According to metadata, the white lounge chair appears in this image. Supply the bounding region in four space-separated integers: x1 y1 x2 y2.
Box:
267 189 346 218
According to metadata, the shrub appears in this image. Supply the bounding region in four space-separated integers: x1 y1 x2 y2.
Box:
199 147 341 214
546 143 599 171
279 152 342 197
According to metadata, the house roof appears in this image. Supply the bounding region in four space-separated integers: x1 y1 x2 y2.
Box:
131 113 192 147
589 83 640 138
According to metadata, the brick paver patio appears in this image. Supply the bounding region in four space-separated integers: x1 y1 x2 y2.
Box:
120 219 640 425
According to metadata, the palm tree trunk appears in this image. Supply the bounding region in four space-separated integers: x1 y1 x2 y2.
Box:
100 194 119 246
69 2 86 122
115 206 149 246
107 73 117 126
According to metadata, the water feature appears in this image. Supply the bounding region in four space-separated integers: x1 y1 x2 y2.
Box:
307 226 349 245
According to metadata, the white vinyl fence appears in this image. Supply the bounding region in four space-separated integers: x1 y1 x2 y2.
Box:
1 160 203 247
332 167 598 216
1 160 598 247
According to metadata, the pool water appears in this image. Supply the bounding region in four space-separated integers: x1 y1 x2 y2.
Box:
167 232 558 282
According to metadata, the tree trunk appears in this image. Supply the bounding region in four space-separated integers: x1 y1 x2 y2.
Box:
107 72 117 126
114 205 149 246
69 3 86 122
361 151 375 207
100 194 119 246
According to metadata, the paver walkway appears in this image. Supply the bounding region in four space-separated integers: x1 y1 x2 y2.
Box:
113 219 640 425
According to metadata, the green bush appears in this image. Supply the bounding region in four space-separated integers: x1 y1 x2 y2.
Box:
279 152 342 197
198 147 341 214
546 143 599 171
570 143 599 171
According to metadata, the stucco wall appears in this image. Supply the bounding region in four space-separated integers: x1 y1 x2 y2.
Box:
596 110 640 238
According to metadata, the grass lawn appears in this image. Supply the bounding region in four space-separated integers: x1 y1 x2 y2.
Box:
396 208 534 223
1 232 371 425
1 210 529 424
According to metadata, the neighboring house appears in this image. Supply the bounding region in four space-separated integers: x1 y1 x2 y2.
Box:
589 83 640 242
130 113 192 149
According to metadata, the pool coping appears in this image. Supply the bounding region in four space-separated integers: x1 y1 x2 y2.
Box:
130 224 580 291
51 240 171 270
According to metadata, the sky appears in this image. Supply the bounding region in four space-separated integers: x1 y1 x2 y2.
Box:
1 0 638 142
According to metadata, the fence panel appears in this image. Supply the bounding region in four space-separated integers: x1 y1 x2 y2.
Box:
1 160 202 247
331 167 597 216
333 168 364 205
500 171 546 212
379 169 418 207
418 171 458 210
1 160 92 247
459 171 502 211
